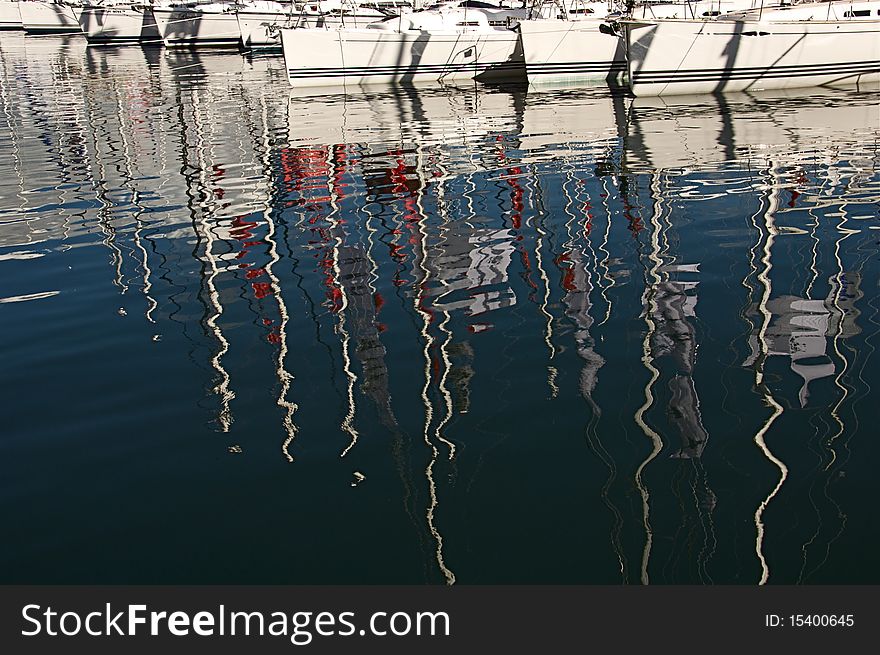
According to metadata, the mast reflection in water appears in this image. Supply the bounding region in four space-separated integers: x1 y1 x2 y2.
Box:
1 33 879 585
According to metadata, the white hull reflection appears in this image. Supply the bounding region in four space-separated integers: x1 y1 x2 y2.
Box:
625 88 880 171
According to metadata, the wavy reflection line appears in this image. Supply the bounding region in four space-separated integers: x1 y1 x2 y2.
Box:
528 167 558 395
58 68 93 255
191 89 234 432
597 176 616 327
694 460 718 584
82 83 129 295
433 230 457 461
114 85 158 324
0 57 29 233
325 148 360 458
803 222 879 582
655 180 714 582
252 93 298 462
825 204 858 466
634 173 665 585
412 150 455 586
560 158 625 579
430 169 458 461
348 139 425 547
341 145 393 462
752 173 788 586
528 165 560 397
805 206 821 299
798 201 857 580
793 175 849 577
81 81 130 295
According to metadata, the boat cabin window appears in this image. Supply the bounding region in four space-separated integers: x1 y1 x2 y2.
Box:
843 10 870 16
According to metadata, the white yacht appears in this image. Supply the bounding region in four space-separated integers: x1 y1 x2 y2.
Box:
281 0 528 88
78 1 160 43
0 0 23 29
152 0 244 46
237 0 410 50
19 0 83 32
623 0 880 95
519 1 767 86
153 0 378 48
518 1 622 84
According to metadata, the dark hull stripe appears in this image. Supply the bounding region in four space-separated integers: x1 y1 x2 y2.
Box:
85 35 153 42
164 38 240 47
632 61 880 85
289 62 522 79
526 62 626 74
23 28 82 34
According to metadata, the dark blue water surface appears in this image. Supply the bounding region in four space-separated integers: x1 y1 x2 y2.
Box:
1 33 879 584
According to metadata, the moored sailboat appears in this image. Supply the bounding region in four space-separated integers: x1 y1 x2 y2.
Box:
237 0 410 51
281 0 528 88
151 1 243 46
519 0 768 86
19 0 83 33
622 0 880 96
78 1 161 44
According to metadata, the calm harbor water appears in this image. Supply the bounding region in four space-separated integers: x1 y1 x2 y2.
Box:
1 33 879 585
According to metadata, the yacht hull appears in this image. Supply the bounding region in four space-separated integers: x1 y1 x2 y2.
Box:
624 17 880 96
19 0 82 33
518 18 625 85
281 27 523 88
152 7 240 47
0 0 22 29
79 5 159 43
236 11 288 49
238 12 371 50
